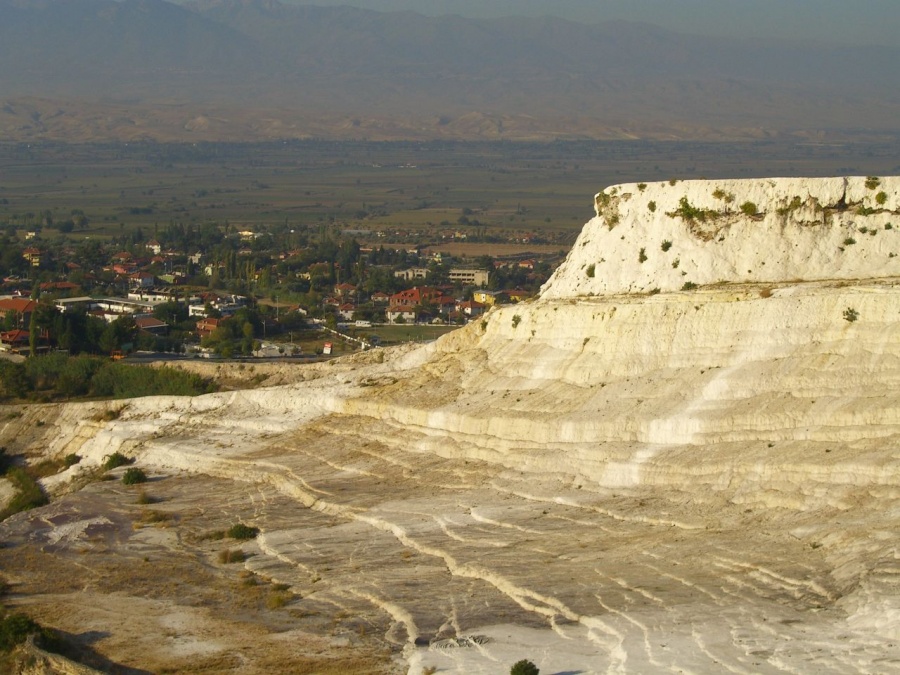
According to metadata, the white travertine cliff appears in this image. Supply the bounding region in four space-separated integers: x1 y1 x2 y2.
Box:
2 177 900 674
543 175 900 297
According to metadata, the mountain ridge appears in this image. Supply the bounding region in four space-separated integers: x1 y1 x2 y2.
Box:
0 0 898 142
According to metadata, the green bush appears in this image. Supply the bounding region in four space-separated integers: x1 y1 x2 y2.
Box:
0 612 41 652
865 176 880 190
122 467 148 485
510 659 540 675
843 307 859 323
63 453 80 468
102 452 132 471
648 201 657 213
671 196 716 222
661 240 672 252
511 315 522 329
585 264 595 278
875 191 887 206
681 281 698 291
228 523 260 540
0 468 48 520
638 248 647 263
740 201 758 216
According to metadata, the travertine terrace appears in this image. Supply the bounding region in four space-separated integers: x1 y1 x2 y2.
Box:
2 177 900 674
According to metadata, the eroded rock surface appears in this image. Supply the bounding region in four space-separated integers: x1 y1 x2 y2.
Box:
2 177 900 674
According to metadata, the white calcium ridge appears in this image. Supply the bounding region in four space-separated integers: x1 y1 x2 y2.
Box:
542 176 900 298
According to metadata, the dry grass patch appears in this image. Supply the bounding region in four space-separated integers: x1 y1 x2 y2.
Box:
218 549 246 564
138 509 172 526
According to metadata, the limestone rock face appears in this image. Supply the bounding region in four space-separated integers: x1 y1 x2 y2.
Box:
542 176 900 297
2 177 900 674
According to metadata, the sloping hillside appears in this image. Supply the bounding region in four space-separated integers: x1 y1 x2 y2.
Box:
1 177 899 673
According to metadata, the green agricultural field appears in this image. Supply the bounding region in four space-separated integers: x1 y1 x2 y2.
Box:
2 139 898 254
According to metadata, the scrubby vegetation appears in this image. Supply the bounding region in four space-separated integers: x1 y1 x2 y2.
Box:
219 549 247 564
0 612 42 652
712 188 735 203
0 354 215 403
510 659 540 675
102 452 132 471
228 523 260 540
122 467 148 485
777 195 803 215
670 197 718 223
0 467 48 520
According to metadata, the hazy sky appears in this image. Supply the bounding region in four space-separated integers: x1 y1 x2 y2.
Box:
280 0 900 47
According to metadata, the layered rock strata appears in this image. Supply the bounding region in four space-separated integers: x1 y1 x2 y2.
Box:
2 177 899 674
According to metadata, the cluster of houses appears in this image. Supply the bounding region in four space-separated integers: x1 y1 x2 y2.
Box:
1 230 547 353
0 290 248 353
327 279 530 326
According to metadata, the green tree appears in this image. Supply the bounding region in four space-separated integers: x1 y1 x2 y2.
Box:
0 361 28 399
153 301 188 325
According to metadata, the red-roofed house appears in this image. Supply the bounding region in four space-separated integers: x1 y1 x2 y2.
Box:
196 317 223 339
0 329 29 351
0 298 36 327
334 283 357 298
456 300 487 317
338 303 356 321
135 316 169 335
387 286 452 324
39 281 79 294
129 272 156 289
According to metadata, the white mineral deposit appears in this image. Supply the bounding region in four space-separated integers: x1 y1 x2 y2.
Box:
3 177 899 674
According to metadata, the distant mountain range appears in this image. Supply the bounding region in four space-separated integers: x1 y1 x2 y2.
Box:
0 0 898 142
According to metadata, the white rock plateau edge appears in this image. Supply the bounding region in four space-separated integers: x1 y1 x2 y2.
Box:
4 176 900 674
